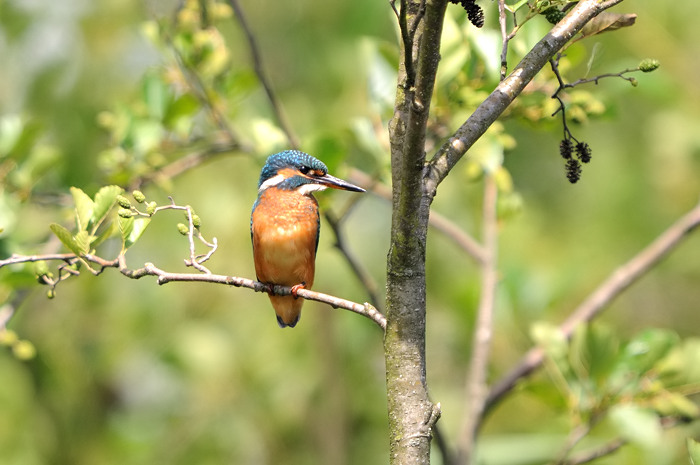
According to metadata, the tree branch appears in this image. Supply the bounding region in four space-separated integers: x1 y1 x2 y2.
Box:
348 168 486 264
424 0 614 196
485 201 700 412
142 263 386 329
385 0 448 463
457 174 499 464
324 210 384 311
561 438 626 465
228 0 300 149
0 252 386 330
132 140 245 189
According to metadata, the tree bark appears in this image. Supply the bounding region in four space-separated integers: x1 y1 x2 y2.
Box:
386 1 447 464
384 1 621 463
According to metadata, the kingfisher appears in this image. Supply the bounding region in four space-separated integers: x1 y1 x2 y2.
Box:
251 150 365 328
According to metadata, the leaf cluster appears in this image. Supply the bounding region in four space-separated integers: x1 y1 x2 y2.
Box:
533 322 700 448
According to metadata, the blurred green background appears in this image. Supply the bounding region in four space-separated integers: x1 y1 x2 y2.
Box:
1 0 699 464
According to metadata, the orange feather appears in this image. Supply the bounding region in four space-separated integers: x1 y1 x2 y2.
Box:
251 187 319 327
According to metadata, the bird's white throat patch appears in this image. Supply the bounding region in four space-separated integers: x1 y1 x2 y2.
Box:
296 183 328 196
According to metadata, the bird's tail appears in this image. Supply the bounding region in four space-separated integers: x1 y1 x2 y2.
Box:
269 295 303 328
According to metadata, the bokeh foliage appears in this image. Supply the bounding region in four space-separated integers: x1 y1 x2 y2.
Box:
1 0 699 464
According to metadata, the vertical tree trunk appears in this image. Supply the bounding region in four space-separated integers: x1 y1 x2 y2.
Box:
384 1 610 463
385 1 447 463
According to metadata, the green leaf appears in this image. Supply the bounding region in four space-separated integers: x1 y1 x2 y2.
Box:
0 115 23 156
118 215 134 251
570 323 619 384
70 187 94 231
142 72 172 121
651 392 700 420
621 329 679 373
91 220 118 249
657 338 700 386
92 185 123 228
50 223 82 256
74 230 92 254
688 438 700 465
125 217 151 249
508 0 529 12
164 93 199 129
531 321 568 360
609 404 661 447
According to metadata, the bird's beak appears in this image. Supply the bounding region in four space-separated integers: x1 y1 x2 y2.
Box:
315 173 365 192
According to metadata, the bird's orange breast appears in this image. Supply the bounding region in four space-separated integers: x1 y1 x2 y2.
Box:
251 188 319 287
251 188 320 327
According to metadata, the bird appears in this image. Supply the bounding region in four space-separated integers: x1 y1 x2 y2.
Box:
251 150 365 328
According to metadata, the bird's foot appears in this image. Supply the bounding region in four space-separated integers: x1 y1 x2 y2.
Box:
290 282 306 299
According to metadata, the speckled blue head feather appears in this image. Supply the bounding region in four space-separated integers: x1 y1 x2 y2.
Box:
258 150 328 188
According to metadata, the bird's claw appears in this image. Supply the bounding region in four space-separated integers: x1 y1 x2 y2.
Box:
290 282 306 299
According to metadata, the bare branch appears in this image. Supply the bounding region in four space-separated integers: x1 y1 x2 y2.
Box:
133 141 244 189
498 0 508 80
0 253 78 267
457 174 499 464
562 438 626 465
598 0 625 10
325 210 384 311
348 168 486 264
560 416 683 465
228 0 300 149
425 0 610 195
485 201 700 412
141 263 386 329
0 251 385 330
167 34 243 146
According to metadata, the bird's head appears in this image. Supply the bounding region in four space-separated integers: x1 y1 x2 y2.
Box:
257 150 365 195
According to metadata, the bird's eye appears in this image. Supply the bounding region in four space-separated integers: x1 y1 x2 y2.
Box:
299 166 310 175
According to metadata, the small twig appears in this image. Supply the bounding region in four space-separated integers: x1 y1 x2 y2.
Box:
432 422 457 465
0 253 78 267
132 141 245 190
457 174 499 464
598 0 625 10
142 263 387 329
395 0 412 84
485 202 700 412
429 206 487 265
498 0 541 79
549 58 578 142
0 250 386 330
498 0 508 80
425 0 609 193
560 415 684 465
554 419 598 465
348 168 486 264
325 210 384 311
391 0 426 89
550 56 647 144
563 68 643 89
166 33 242 145
560 438 626 465
228 0 300 149
408 0 427 43
183 204 214 273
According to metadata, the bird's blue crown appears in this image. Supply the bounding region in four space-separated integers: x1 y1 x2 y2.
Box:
258 150 328 188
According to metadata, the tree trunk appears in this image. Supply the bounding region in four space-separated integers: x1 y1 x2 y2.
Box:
385 1 447 463
384 1 614 463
